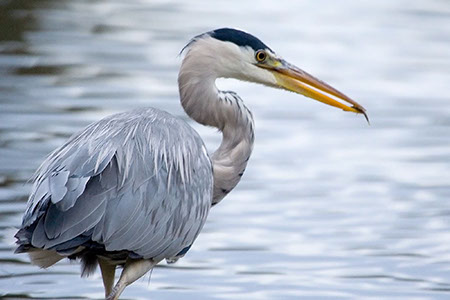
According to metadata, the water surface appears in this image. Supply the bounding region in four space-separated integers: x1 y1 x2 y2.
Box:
1 0 450 299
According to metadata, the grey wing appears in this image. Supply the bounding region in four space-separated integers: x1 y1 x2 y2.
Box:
16 108 213 261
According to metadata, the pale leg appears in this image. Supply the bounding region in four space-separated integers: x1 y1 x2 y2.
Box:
99 258 116 298
106 259 155 300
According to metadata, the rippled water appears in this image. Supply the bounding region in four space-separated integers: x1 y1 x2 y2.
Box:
1 0 450 299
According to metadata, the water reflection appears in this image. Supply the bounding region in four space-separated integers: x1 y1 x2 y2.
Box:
1 0 450 299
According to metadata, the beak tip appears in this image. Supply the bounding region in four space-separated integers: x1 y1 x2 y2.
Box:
363 112 370 125
360 110 370 125
352 106 370 125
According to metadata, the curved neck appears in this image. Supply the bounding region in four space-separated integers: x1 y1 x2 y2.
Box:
178 56 254 205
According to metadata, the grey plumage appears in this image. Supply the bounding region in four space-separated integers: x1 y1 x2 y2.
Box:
17 108 213 264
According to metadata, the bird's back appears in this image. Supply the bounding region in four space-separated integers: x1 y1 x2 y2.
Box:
15 107 213 267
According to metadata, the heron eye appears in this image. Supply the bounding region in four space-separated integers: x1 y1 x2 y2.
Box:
255 50 267 62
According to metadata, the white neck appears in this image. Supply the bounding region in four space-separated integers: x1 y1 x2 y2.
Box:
178 48 255 205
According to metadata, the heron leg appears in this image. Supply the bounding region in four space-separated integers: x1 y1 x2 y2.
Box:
99 258 116 298
106 258 155 300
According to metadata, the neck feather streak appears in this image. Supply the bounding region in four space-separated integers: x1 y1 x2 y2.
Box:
179 62 254 205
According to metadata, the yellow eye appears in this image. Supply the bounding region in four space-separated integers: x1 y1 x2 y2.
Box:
255 50 267 62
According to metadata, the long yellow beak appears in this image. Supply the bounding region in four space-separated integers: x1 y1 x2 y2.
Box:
269 60 368 122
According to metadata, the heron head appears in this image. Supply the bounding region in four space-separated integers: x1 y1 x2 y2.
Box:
182 28 367 121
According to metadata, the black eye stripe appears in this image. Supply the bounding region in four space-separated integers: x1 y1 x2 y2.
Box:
210 28 273 52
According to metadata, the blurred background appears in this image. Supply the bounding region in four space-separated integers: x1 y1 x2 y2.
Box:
0 0 449 299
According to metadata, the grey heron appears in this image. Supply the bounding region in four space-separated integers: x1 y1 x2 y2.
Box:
15 28 367 299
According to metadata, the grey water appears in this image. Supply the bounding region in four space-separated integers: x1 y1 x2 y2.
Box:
1 0 450 299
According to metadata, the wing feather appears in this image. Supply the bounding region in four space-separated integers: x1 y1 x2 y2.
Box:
17 108 213 262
